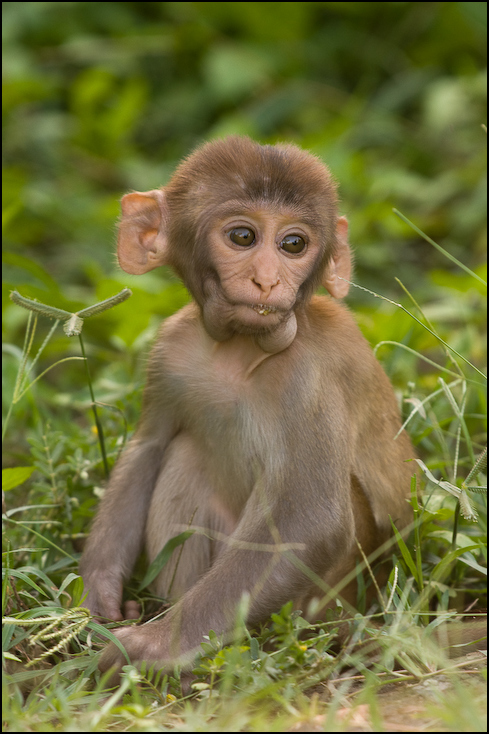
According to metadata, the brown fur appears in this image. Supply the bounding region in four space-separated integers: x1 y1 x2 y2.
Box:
80 136 415 675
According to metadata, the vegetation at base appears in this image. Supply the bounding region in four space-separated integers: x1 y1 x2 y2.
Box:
2 2 486 731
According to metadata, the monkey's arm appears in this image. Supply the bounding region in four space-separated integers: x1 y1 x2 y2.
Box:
80 312 193 620
80 416 175 621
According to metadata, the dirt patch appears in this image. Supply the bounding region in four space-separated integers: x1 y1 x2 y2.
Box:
290 652 486 732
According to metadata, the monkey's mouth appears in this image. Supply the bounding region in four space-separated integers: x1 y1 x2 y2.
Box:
250 304 279 316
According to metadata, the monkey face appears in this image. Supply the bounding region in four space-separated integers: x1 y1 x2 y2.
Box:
197 207 322 351
116 137 351 353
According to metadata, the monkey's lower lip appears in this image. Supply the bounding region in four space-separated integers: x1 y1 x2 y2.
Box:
250 304 279 316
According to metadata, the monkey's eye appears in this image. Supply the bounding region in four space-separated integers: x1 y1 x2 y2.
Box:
280 235 306 254
229 227 256 247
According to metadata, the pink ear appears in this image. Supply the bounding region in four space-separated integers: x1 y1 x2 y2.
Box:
322 216 351 299
117 189 170 275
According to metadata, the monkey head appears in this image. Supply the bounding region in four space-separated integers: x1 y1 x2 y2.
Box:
117 136 351 353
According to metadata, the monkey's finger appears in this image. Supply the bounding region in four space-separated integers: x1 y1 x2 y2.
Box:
93 602 124 622
84 593 124 622
123 600 141 619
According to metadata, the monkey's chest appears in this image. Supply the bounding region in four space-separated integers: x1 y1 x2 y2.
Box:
165 339 273 456
171 363 250 433
166 332 269 418
166 370 267 505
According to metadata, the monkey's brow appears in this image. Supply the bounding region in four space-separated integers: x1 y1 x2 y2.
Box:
213 199 317 227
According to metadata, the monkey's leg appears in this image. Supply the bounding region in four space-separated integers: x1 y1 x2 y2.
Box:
146 433 235 601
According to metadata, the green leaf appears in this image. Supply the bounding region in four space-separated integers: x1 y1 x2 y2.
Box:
138 530 195 591
390 518 420 586
2 467 35 491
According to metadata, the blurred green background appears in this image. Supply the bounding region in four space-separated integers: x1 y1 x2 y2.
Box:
2 10 486 720
2 1 487 449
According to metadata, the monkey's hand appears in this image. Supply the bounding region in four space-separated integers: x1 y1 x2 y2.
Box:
83 570 126 622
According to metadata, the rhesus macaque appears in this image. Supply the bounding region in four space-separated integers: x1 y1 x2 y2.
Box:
80 136 415 676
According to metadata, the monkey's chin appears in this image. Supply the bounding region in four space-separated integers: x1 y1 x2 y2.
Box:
203 302 297 355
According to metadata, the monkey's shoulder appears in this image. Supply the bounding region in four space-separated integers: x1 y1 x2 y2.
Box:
303 296 388 382
154 303 202 344
304 296 368 347
146 304 202 371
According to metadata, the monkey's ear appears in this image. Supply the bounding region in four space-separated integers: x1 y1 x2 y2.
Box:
322 216 351 299
117 189 170 274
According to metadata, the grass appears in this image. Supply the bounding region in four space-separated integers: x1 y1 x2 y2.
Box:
2 220 487 731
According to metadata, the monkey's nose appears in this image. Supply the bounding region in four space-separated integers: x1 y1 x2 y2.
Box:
251 277 280 298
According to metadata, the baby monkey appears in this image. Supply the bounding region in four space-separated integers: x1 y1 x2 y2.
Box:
80 136 414 677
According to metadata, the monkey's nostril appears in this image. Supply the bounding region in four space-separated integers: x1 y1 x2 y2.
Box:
252 277 279 297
